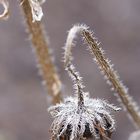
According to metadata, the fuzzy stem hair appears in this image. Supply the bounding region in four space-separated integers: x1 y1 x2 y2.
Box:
20 0 62 104
65 24 140 128
64 25 86 108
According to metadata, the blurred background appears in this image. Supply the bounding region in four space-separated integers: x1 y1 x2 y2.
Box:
0 0 140 139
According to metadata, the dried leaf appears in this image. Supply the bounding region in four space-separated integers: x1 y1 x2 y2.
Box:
28 0 45 22
0 0 9 20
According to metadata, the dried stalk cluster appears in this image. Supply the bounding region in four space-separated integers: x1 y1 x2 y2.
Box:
0 0 63 103
0 1 140 140
81 26 140 128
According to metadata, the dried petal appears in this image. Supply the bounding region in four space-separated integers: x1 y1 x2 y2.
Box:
28 0 45 22
0 0 9 20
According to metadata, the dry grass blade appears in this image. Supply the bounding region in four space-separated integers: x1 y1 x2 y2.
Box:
20 0 62 104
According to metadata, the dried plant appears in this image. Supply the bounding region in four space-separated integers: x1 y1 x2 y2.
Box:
1 1 140 140
48 24 120 140
20 0 62 104
0 0 62 103
63 24 140 128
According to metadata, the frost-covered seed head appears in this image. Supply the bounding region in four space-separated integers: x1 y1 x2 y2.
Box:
48 93 120 140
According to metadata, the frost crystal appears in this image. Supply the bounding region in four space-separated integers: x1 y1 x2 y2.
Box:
28 0 45 22
48 94 120 140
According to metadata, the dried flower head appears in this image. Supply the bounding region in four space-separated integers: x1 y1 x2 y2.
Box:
48 93 120 140
48 24 120 140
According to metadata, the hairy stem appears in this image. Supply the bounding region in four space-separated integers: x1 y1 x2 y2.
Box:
20 0 62 104
64 25 85 108
66 63 84 108
82 27 140 128
65 24 140 128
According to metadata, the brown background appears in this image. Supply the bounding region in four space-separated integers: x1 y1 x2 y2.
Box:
0 0 140 140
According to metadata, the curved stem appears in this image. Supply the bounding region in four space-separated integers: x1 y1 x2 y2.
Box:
65 24 140 128
64 25 86 108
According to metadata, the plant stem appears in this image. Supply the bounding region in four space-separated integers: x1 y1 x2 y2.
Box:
20 0 62 104
82 29 140 128
64 24 140 128
64 25 86 108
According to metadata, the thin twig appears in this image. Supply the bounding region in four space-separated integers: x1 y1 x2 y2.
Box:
20 0 62 104
58 24 120 140
64 25 86 108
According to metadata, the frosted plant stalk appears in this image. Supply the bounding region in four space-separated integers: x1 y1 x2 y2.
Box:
48 95 120 140
81 25 140 128
48 24 120 140
64 24 140 128
20 0 62 104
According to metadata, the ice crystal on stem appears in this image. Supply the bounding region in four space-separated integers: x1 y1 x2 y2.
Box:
48 24 120 140
49 94 120 140
80 25 140 128
63 24 140 128
20 0 62 104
